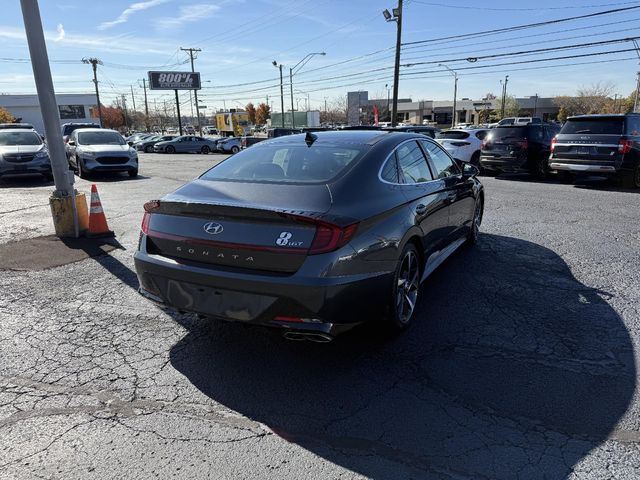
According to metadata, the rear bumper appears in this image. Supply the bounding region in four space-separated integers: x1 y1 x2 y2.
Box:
133 248 393 333
549 162 616 173
479 154 530 172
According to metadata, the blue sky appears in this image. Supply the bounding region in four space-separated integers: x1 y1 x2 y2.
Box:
2 0 640 114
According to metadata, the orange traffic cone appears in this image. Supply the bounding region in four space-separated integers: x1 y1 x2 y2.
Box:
87 184 114 238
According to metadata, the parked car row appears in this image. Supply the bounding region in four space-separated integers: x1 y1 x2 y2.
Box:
477 113 640 188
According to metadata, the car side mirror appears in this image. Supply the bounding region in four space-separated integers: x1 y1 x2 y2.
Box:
68 140 76 146
128 141 134 146
462 163 480 178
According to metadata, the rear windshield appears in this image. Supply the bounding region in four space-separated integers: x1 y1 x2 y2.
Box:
560 118 624 135
201 143 367 184
437 130 470 140
77 131 125 145
0 131 42 146
489 127 528 140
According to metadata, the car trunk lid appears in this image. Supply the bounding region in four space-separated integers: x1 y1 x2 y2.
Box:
143 179 346 274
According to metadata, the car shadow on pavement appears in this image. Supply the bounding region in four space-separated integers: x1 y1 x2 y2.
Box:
0 175 52 188
167 233 636 479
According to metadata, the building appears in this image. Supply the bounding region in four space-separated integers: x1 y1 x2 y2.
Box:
346 91 560 127
0 93 99 133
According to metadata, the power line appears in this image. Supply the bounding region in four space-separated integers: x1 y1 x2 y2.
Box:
403 5 640 46
410 0 640 11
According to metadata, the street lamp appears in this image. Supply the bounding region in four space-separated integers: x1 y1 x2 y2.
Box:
383 1 403 127
385 83 391 121
289 52 325 128
272 60 285 127
439 63 458 128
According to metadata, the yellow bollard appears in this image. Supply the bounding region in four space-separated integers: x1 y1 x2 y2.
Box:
49 192 89 238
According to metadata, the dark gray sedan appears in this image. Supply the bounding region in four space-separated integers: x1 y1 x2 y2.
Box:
136 135 177 153
153 135 218 154
134 131 484 341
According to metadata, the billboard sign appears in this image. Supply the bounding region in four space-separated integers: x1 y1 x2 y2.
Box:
148 71 201 90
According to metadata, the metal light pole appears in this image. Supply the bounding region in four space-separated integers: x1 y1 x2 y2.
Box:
383 1 403 127
288 52 325 129
500 75 509 119
634 71 640 113
20 0 79 236
273 61 285 127
439 64 458 128
385 83 391 121
533 93 538 118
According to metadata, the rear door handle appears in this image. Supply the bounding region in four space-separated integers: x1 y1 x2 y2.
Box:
415 204 427 215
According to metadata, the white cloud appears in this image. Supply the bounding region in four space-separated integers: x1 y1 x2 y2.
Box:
54 24 65 42
154 4 219 30
0 25 175 55
98 0 170 30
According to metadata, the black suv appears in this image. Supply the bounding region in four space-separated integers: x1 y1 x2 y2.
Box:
548 114 640 188
480 124 560 177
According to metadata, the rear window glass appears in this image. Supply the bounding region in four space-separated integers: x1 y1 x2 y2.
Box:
437 130 470 140
63 125 97 136
201 143 367 183
489 127 527 140
0 131 42 145
560 119 624 135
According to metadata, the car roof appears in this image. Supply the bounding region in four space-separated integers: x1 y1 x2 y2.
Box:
566 114 637 120
0 128 39 133
260 129 431 148
73 128 118 133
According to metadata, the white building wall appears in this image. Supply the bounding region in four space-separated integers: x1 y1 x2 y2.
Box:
0 94 99 134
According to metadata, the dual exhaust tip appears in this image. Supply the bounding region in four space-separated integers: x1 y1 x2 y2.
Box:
283 331 333 343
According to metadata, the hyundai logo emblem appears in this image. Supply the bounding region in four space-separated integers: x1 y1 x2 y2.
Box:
203 222 224 235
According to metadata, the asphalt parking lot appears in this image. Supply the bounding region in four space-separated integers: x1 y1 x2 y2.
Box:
1 153 639 479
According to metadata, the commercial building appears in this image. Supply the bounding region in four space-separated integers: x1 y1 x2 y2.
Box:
0 93 99 133
346 91 560 127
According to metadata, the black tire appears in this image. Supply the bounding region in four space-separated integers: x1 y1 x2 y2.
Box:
43 173 54 182
384 243 421 332
466 196 483 246
470 151 481 166
77 159 88 179
201 146 210 154
165 145 175 154
533 157 549 179
145 145 154 153
558 171 574 184
230 146 240 154
128 169 138 178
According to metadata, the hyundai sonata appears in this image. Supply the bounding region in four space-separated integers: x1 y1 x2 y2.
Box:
134 131 484 340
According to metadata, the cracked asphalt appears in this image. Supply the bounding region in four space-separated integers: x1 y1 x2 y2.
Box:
0 153 639 479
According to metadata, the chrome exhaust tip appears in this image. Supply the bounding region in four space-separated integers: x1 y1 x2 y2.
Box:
303 333 333 343
283 331 334 343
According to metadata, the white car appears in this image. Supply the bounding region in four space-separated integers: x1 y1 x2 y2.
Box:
436 128 489 165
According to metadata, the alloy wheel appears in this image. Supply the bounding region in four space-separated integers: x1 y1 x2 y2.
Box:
470 198 483 243
396 250 419 324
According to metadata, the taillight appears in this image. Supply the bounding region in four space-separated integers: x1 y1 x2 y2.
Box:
618 139 633 154
141 200 160 234
550 137 557 151
141 212 151 234
283 214 358 255
309 222 358 255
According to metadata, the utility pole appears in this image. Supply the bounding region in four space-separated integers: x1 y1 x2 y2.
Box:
533 93 538 118
139 78 149 131
130 84 136 112
20 0 74 201
500 75 509 119
290 68 295 128
385 84 391 121
82 57 103 126
180 47 202 133
384 0 403 127
175 90 183 135
634 71 640 113
273 61 285 127
121 94 129 131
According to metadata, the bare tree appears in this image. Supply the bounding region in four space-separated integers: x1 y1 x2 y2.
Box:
554 82 617 115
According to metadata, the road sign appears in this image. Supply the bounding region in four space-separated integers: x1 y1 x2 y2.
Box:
148 71 201 90
197 105 207 109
